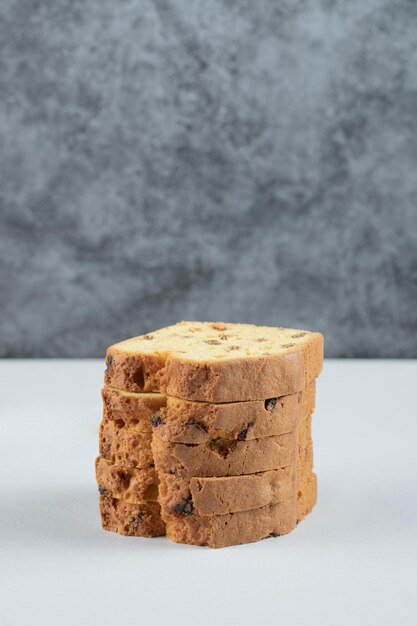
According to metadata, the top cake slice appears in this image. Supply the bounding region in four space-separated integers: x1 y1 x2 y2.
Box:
105 321 323 402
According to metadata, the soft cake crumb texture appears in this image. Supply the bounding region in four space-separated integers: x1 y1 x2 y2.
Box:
114 321 315 361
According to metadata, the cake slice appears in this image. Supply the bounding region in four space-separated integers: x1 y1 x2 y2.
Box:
105 321 323 402
158 466 295 516
151 431 297 478
164 497 298 548
102 386 166 426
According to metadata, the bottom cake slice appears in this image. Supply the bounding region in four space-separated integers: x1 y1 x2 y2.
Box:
164 496 298 548
99 493 165 537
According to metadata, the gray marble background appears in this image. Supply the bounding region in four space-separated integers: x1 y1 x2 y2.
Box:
1 0 416 358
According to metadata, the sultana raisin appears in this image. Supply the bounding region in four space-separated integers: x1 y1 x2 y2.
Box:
264 397 278 411
150 414 164 427
173 499 194 515
237 421 254 441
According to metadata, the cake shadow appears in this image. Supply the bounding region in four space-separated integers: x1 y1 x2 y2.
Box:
0 487 172 551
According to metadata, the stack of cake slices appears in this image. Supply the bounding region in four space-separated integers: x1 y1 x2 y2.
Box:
96 321 323 548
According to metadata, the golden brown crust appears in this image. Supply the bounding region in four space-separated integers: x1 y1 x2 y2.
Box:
151 431 297 478
298 413 313 475
97 382 317 532
99 420 154 469
101 386 166 427
95 456 159 503
164 497 297 548
104 322 323 402
99 386 164 469
104 351 165 396
101 381 315 445
296 397 315 520
99 494 165 537
163 348 320 402
99 382 314 466
155 381 315 443
297 472 317 521
158 466 295 517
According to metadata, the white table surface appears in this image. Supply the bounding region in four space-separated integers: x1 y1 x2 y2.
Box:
0 359 416 626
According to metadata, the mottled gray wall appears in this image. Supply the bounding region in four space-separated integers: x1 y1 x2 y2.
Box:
1 0 417 358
